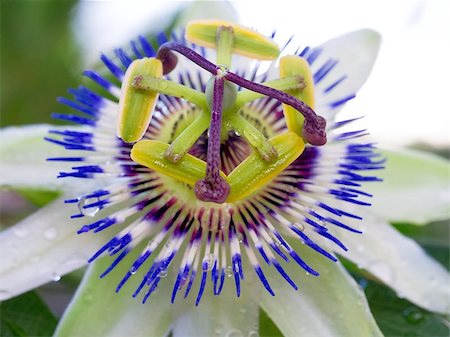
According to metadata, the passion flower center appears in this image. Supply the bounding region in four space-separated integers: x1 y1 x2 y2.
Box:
124 20 326 205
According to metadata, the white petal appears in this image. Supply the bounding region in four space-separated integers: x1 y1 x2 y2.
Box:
312 29 381 122
172 278 259 337
253 242 383 337
54 243 173 337
0 124 83 189
368 148 450 224
333 212 450 315
175 0 238 27
0 189 111 300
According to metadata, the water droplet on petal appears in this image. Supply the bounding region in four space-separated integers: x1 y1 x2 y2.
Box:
203 253 214 271
13 226 28 238
158 268 168 278
294 223 305 232
403 307 425 324
237 233 244 243
214 324 223 335
77 195 100 217
44 227 58 240
226 329 243 337
52 273 61 282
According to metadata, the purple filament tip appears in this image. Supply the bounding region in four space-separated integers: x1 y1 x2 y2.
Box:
223 72 327 146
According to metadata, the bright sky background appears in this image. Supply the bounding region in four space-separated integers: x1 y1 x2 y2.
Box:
73 0 450 147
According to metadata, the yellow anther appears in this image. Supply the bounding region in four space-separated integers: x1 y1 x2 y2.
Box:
131 140 227 186
186 20 280 60
226 132 305 202
279 55 315 137
117 58 163 143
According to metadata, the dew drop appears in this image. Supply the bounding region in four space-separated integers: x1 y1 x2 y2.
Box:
294 223 305 232
130 267 138 275
77 195 100 217
158 268 168 278
44 227 58 240
226 329 243 337
234 130 241 137
83 291 94 303
214 324 223 335
203 253 215 271
146 239 154 250
402 307 425 324
226 266 233 277
13 226 28 238
52 273 61 282
248 331 259 337
237 233 244 243
217 64 229 73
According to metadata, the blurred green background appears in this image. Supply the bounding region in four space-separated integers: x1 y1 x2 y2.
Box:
1 0 81 127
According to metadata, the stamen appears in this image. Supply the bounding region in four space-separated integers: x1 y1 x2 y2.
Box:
224 72 327 146
156 42 326 146
194 77 230 203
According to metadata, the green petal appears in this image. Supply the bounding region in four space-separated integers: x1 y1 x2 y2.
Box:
252 240 382 337
367 148 450 224
172 279 259 337
254 242 383 337
0 189 111 301
331 212 450 315
0 124 81 189
54 242 174 337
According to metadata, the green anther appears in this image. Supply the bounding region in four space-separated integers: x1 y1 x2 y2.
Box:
226 132 305 202
236 76 306 106
186 20 280 60
205 77 237 115
227 113 278 162
132 75 207 110
131 140 227 186
164 112 210 163
118 58 162 143
279 55 315 137
216 25 235 67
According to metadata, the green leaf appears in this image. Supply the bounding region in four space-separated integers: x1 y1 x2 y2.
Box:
0 291 57 337
13 188 61 207
363 279 450 337
259 309 284 337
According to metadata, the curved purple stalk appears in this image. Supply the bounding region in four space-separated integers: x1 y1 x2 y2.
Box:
157 42 217 75
156 42 326 146
224 72 327 146
194 77 230 204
